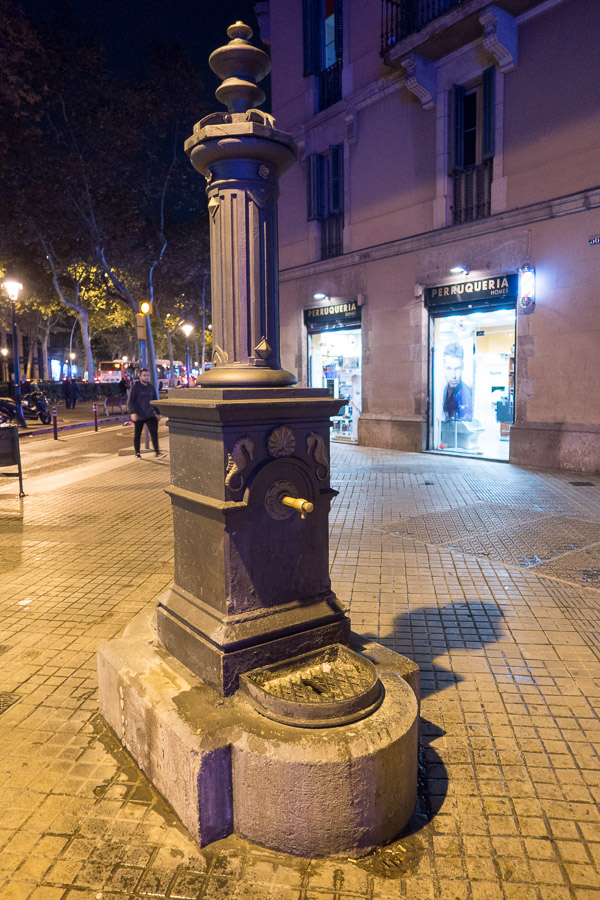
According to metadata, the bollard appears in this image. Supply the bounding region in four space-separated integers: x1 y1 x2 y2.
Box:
52 407 58 440
93 403 98 432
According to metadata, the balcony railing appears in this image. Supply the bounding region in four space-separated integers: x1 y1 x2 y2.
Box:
321 213 344 260
381 0 464 53
451 159 492 225
317 59 342 112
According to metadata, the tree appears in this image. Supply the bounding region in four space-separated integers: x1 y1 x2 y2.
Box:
0 11 211 384
0 0 44 156
0 253 71 381
43 256 134 379
150 216 211 382
16 287 66 380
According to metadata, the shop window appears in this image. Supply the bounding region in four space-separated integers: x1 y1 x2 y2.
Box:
307 145 344 260
450 67 495 225
308 329 362 441
431 307 515 461
303 0 343 111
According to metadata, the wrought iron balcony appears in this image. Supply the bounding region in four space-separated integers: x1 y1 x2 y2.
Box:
451 159 492 225
317 59 342 112
381 0 463 53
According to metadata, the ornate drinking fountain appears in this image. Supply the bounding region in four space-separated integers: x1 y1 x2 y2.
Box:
98 22 419 858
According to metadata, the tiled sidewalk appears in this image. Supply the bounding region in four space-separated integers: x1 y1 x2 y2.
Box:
0 445 599 899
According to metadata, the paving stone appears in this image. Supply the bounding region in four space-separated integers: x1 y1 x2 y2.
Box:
2 444 600 897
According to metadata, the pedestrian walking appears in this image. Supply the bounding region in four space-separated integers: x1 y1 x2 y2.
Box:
127 369 163 458
119 373 130 411
70 378 81 409
119 373 129 400
62 377 72 409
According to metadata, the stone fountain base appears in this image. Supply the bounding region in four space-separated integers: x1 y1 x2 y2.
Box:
97 606 419 858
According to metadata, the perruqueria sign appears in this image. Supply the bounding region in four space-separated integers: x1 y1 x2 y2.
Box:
304 300 362 332
425 274 518 312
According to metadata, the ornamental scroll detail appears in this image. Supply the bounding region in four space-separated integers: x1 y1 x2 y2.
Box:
212 343 229 365
268 425 296 458
225 436 255 492
306 432 329 482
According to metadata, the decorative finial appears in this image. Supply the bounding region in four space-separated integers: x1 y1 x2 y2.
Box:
227 21 253 41
209 21 271 114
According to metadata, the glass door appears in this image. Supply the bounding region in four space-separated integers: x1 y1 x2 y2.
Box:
308 328 362 441
430 307 515 460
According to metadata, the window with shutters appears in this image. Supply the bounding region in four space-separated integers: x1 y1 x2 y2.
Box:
303 0 343 112
450 67 495 225
306 145 344 260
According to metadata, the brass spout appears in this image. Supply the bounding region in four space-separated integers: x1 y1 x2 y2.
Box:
281 496 314 519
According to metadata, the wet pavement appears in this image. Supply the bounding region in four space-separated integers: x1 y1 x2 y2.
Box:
0 442 599 899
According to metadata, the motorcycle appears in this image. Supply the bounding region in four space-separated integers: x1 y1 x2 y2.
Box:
0 390 52 425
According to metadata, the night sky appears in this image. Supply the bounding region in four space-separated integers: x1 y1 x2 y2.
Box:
19 0 265 102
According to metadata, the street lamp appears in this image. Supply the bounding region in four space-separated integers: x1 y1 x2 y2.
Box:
2 280 26 427
69 352 76 377
181 323 193 387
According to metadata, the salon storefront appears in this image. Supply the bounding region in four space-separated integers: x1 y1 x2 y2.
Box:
425 275 518 461
304 300 362 441
279 210 600 474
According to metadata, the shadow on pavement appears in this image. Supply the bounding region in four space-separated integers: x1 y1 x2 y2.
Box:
354 599 505 877
401 599 505 823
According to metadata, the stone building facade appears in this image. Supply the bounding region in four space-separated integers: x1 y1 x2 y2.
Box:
255 0 600 473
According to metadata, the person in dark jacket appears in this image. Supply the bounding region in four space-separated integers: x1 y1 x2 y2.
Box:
119 374 129 399
62 377 72 409
127 369 162 457
70 378 81 409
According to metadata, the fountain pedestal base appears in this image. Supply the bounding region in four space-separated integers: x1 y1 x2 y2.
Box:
98 608 419 858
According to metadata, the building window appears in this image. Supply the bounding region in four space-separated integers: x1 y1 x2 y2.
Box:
307 145 344 260
450 66 495 225
303 0 343 112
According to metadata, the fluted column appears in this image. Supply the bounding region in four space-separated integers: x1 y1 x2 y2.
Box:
185 22 297 387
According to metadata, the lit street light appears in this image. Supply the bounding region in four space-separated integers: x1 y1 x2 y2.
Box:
1 347 8 383
69 352 76 377
181 323 193 387
2 279 26 427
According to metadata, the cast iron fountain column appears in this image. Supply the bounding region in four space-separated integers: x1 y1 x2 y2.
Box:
98 23 419 859
153 22 351 695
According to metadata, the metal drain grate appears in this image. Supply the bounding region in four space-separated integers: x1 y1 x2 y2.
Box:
0 693 20 716
252 655 373 704
240 645 384 728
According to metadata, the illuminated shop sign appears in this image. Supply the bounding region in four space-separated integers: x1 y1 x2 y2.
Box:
424 274 518 311
304 300 361 332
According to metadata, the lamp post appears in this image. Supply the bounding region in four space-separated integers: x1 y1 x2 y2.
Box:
69 352 76 378
181 323 193 387
1 347 8 383
2 280 26 428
